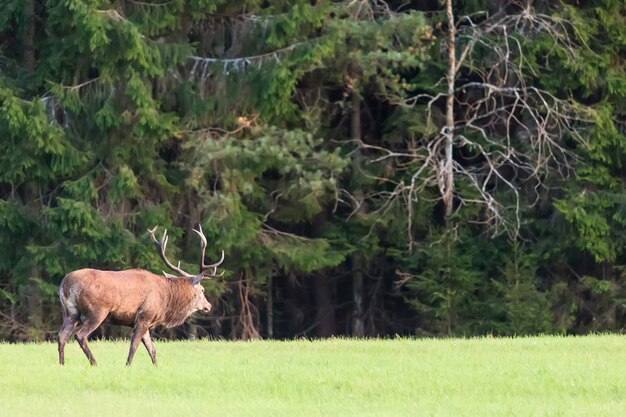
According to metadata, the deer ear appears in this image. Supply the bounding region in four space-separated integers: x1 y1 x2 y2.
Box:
190 274 204 286
163 271 178 279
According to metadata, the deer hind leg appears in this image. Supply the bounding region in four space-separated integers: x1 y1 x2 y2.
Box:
141 331 157 366
58 315 78 365
74 310 108 366
58 284 80 365
126 322 150 366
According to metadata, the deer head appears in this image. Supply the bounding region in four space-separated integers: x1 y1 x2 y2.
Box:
147 224 224 313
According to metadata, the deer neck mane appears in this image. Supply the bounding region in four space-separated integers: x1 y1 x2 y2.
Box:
162 278 196 328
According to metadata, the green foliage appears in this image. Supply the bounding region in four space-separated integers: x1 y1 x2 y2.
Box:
0 0 626 340
184 125 348 276
405 230 484 336
494 244 553 336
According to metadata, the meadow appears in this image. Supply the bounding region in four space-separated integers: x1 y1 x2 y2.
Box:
0 336 625 416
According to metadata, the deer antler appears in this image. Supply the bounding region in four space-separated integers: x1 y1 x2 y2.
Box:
192 224 225 277
147 226 195 278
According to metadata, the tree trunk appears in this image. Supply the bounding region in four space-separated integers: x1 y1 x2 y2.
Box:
351 90 365 338
314 276 336 337
442 0 456 218
309 209 336 337
352 257 365 337
267 274 273 338
22 0 42 342
234 269 260 340
23 0 36 72
25 279 43 341
187 321 198 340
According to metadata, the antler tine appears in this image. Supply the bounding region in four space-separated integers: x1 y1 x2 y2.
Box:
147 225 194 278
161 229 168 249
203 251 225 277
192 224 225 277
204 269 225 278
192 225 208 274
206 250 225 272
192 224 208 245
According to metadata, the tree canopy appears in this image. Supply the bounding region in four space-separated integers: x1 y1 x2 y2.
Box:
0 0 625 340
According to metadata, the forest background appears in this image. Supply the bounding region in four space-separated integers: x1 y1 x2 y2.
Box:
0 0 625 341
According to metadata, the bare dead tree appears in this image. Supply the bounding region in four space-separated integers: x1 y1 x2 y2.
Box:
443 0 456 220
358 0 591 249
232 270 261 340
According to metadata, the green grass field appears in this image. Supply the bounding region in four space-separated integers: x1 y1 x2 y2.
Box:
1 336 625 416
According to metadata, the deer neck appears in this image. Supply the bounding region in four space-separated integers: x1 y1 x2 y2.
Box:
162 278 197 328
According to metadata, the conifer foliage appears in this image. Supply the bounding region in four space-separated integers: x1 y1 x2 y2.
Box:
0 0 625 340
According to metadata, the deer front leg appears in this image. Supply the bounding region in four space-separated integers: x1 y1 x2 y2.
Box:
126 322 150 366
141 330 157 366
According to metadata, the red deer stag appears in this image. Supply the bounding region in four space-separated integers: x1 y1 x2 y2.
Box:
57 225 224 366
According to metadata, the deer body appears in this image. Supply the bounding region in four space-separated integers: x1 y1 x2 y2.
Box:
60 269 207 326
58 226 223 366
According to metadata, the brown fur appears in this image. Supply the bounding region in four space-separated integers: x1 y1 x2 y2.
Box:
58 268 212 366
